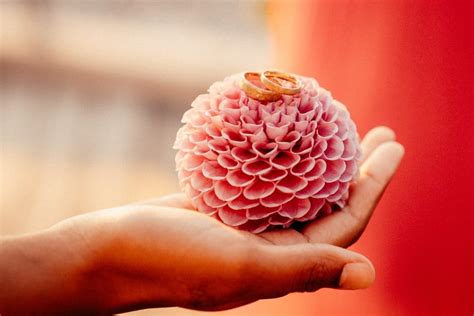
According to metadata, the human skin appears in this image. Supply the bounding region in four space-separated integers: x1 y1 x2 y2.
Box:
0 126 404 315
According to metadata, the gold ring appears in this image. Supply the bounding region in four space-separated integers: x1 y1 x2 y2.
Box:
239 72 281 102
260 70 302 95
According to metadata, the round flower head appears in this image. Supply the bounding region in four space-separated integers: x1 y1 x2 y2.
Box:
174 73 361 233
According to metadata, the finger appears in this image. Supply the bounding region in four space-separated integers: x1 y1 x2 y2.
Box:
360 126 396 162
301 141 404 247
349 141 405 216
251 243 375 299
130 193 194 209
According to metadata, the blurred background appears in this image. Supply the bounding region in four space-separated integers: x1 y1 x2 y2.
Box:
1 1 472 315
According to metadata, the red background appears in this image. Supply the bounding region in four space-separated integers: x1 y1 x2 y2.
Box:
260 1 473 315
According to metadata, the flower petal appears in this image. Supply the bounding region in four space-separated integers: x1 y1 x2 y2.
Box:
275 130 301 150
314 181 340 198
341 138 357 160
317 122 338 139
296 198 325 221
324 137 344 160
185 183 201 200
259 168 288 182
327 182 349 202
202 190 226 208
279 198 311 218
322 159 345 182
238 219 270 234
208 138 229 153
231 147 257 162
247 205 281 220
310 140 328 158
249 128 268 143
214 180 242 201
222 128 248 148
260 190 294 207
243 179 276 199
295 178 325 199
269 213 293 225
202 161 227 180
242 160 272 176
305 159 327 180
205 124 222 138
277 174 308 193
340 160 358 182
182 155 205 171
266 122 290 140
270 151 301 170
252 142 278 159
227 194 260 210
291 157 316 176
291 136 314 155
218 206 248 226
194 197 217 215
190 172 213 192
226 169 255 187
217 153 240 170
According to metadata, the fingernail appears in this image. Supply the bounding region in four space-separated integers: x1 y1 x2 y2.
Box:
339 262 375 290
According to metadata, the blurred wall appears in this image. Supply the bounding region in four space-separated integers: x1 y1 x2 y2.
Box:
0 0 270 236
268 0 474 315
1 2 270 315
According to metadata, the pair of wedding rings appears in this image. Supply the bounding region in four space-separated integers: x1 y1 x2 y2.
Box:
239 70 302 102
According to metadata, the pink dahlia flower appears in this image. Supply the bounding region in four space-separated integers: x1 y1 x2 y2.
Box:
174 73 361 233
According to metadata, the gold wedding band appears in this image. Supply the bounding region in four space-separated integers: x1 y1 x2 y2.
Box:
260 70 302 95
239 72 281 102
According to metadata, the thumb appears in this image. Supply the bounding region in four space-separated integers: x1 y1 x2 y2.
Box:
253 243 375 299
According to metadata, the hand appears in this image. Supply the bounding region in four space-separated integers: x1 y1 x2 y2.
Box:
0 126 404 315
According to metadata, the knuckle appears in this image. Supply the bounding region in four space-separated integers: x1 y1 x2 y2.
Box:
364 169 387 192
297 248 341 291
343 209 368 246
295 261 327 292
302 264 322 292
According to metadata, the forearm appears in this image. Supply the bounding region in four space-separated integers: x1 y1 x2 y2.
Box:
0 225 106 315
0 210 178 315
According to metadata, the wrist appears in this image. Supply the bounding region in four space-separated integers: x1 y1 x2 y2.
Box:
47 214 119 314
54 211 166 314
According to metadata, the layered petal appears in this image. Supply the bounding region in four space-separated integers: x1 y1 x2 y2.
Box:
175 73 361 232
